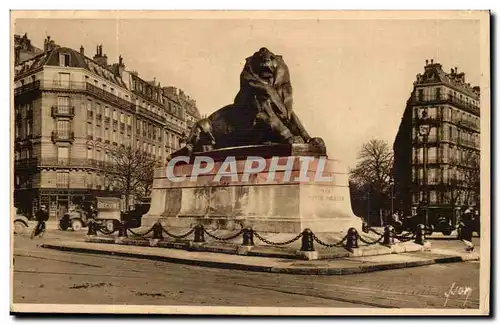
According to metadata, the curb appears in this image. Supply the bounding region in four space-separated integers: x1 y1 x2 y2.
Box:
40 242 479 276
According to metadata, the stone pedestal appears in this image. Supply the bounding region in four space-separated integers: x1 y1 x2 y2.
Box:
142 144 362 235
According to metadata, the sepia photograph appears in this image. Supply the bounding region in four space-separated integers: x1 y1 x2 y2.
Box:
9 10 490 315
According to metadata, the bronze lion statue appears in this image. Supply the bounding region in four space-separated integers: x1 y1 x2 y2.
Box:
173 47 325 157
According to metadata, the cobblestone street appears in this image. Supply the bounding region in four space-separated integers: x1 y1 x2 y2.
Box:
12 229 481 309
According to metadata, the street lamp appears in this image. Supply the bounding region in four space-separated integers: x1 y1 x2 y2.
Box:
389 177 395 218
418 108 431 229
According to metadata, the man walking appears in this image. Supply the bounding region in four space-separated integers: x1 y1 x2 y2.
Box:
459 207 475 252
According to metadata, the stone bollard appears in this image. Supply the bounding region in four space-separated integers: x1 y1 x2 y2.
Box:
383 225 394 245
346 227 359 250
118 221 128 238
152 222 163 240
242 227 254 246
194 224 205 243
300 228 315 252
87 220 97 236
414 224 426 245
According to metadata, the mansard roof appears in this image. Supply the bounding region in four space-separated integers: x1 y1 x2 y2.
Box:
414 61 480 100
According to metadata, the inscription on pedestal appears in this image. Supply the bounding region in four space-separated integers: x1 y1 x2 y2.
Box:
308 187 345 202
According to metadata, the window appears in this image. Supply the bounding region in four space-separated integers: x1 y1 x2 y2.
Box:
96 103 102 115
110 88 114 94
87 123 93 137
57 96 70 113
87 147 93 160
57 120 70 138
112 130 117 143
435 88 441 100
26 121 32 136
87 100 92 112
113 109 117 120
31 75 36 83
105 106 109 117
57 147 69 164
120 113 125 123
58 73 70 87
430 191 437 204
127 115 131 126
56 172 69 188
59 53 70 67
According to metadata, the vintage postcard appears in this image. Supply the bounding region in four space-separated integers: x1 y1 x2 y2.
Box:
10 10 490 315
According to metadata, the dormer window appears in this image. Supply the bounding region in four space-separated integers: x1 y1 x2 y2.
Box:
59 53 70 67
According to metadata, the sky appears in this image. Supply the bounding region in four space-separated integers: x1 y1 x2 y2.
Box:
14 17 481 169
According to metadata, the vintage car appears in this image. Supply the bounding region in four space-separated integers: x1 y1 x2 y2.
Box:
59 207 91 231
13 208 30 234
59 197 123 232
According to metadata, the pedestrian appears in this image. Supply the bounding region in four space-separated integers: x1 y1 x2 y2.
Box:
32 205 49 239
459 207 474 252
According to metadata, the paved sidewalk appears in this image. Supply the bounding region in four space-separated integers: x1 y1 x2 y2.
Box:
41 239 479 276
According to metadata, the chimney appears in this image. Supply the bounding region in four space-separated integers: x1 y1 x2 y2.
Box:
430 59 434 64
117 55 125 77
93 44 108 66
425 59 429 65
80 45 85 56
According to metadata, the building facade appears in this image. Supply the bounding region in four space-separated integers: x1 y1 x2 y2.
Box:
393 60 480 225
13 36 201 219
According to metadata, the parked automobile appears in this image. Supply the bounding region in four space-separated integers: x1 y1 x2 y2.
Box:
59 208 91 231
14 208 30 234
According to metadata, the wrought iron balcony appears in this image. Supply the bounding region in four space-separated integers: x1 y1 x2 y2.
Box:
85 82 135 112
87 111 94 120
14 80 40 96
409 94 480 116
137 106 166 124
51 131 74 143
51 105 75 118
120 123 125 132
458 119 480 132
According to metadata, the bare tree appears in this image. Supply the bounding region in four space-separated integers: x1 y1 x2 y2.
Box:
108 145 157 211
350 139 394 193
349 139 394 224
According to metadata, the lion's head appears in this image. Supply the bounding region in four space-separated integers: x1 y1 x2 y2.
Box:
245 47 290 87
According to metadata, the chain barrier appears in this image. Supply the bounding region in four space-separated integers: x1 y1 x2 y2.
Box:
253 231 303 246
163 227 196 240
127 226 155 238
312 233 348 248
394 231 416 242
96 225 117 235
357 233 385 245
367 228 384 236
203 228 245 241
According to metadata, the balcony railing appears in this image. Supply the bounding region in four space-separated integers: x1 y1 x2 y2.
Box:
87 111 94 120
96 137 102 142
14 80 40 96
15 80 136 113
112 120 118 129
127 125 132 133
104 116 110 124
51 105 75 118
14 158 38 169
85 83 135 112
36 158 116 171
51 131 74 143
458 119 480 132
457 138 479 149
137 106 166 124
409 94 480 115
120 123 125 132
